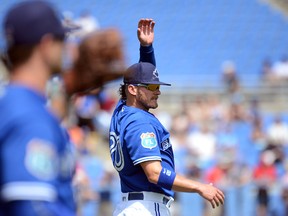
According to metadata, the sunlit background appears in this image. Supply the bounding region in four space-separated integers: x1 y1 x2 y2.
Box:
1 0 288 215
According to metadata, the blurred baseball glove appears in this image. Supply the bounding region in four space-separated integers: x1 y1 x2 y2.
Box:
64 28 126 95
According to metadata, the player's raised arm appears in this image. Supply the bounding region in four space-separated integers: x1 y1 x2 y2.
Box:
138 18 156 66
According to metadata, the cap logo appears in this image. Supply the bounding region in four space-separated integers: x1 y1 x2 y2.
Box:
152 69 159 79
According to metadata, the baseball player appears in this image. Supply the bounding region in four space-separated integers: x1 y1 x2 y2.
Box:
109 21 225 216
0 2 76 215
0 1 125 216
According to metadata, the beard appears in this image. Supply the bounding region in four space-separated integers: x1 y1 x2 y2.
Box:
137 92 158 111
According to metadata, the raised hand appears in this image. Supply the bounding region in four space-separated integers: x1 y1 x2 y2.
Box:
137 18 155 46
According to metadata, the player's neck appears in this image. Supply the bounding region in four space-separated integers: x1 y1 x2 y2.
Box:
10 52 51 95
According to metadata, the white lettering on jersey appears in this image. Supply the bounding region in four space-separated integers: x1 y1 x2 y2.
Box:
110 132 124 171
161 139 171 151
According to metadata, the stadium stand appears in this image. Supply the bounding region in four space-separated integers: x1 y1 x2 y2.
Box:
1 0 288 88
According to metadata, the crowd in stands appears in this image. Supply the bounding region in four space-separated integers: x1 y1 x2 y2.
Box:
260 56 288 85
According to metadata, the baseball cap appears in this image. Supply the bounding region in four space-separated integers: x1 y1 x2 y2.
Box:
3 0 66 47
124 62 171 86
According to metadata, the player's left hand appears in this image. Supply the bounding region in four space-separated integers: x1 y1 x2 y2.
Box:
137 18 155 46
198 183 225 208
63 28 126 95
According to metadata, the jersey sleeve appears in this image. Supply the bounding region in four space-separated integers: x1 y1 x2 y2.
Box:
1 114 61 203
139 45 156 66
124 120 161 165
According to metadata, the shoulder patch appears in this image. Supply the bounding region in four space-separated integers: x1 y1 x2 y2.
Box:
25 139 58 181
140 132 158 149
162 139 172 151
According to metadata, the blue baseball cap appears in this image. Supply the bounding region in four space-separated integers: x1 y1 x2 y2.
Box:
3 0 66 47
124 62 171 86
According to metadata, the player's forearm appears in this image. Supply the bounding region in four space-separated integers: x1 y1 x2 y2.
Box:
139 45 156 66
172 174 203 194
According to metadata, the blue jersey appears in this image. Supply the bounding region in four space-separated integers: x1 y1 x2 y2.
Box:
109 100 175 197
0 84 76 215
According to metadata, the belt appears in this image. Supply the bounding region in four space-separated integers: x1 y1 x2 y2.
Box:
122 192 174 208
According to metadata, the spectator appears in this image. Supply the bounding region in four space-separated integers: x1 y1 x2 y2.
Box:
206 94 227 123
228 102 247 122
216 123 238 158
272 55 288 82
260 58 274 84
267 115 288 147
221 60 240 94
170 112 191 175
250 116 267 151
247 97 262 123
253 150 278 216
185 96 210 128
187 121 216 170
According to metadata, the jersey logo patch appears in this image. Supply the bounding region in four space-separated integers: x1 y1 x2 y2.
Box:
140 132 157 149
25 139 58 181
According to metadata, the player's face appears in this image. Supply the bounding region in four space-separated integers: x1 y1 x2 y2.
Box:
135 84 161 111
49 40 65 75
41 36 64 75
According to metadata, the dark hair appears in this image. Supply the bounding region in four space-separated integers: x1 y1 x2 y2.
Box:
2 44 36 71
119 84 127 100
2 36 64 71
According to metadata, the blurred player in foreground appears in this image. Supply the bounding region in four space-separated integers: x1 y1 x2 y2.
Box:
0 1 125 215
109 19 225 216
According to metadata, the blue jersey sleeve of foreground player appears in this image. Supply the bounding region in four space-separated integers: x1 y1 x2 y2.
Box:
4 200 75 216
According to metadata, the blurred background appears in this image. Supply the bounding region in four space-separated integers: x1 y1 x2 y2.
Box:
1 0 288 215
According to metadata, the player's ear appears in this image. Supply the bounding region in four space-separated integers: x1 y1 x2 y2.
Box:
38 34 62 66
39 34 55 52
127 84 137 96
